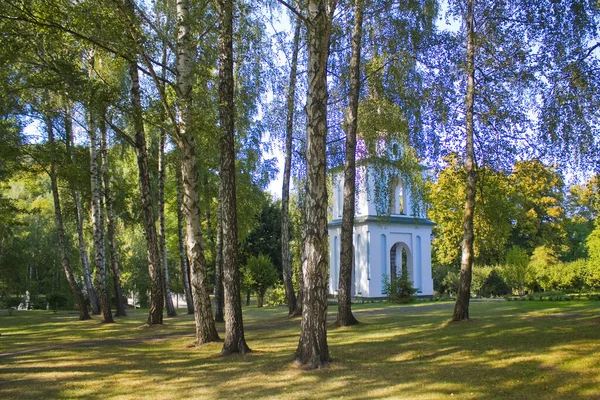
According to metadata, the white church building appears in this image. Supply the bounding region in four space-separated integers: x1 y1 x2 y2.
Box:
328 154 435 298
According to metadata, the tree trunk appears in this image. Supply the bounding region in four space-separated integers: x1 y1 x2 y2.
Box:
101 115 127 317
295 0 333 369
218 0 250 356
159 127 177 317
337 0 363 328
176 165 195 314
176 0 219 344
127 56 164 325
65 107 100 315
453 0 477 322
281 15 301 317
88 98 114 324
257 292 264 308
46 115 91 321
214 181 225 322
157 20 177 319
292 192 306 318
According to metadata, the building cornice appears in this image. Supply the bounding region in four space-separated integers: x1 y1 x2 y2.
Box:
328 215 436 228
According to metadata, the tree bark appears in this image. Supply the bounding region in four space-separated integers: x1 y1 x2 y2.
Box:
281 15 301 317
214 181 225 322
218 0 250 355
127 54 164 325
453 0 477 322
159 127 177 317
157 19 177 318
88 98 114 323
176 165 195 314
295 0 333 369
292 189 307 318
64 107 100 315
101 115 127 317
46 115 91 321
337 0 363 328
176 0 219 344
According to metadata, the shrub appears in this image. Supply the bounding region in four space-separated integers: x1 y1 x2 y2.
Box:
480 270 511 297
47 293 68 313
382 274 417 303
1 296 21 316
264 283 287 307
500 246 530 295
242 254 279 307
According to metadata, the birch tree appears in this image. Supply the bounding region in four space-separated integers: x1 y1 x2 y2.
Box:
46 113 92 321
336 0 363 327
218 0 250 355
294 0 336 369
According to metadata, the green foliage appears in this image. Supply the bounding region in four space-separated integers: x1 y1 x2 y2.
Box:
264 282 286 307
471 265 493 297
382 274 417 303
499 246 530 295
529 246 559 291
432 264 459 296
509 161 567 254
1 295 22 315
480 270 511 298
239 196 282 276
428 155 513 267
242 254 279 307
47 293 68 313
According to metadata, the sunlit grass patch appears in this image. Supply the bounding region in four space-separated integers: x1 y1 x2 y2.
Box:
1 301 599 399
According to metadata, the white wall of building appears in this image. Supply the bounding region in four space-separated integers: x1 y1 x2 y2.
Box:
329 165 434 298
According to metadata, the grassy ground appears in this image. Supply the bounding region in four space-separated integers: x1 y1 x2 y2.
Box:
1 300 599 399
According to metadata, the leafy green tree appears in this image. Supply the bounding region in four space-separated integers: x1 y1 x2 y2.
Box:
480 270 511 298
242 255 278 308
509 160 567 255
428 155 513 268
500 246 530 295
529 246 559 291
586 225 600 288
240 196 282 273
471 265 493 298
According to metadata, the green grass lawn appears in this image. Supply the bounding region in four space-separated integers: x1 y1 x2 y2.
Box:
1 300 599 399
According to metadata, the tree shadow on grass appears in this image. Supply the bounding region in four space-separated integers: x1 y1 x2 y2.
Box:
0 302 598 399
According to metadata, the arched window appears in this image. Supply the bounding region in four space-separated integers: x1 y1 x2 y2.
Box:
380 234 386 279
415 236 422 293
366 231 371 280
356 234 362 294
333 236 339 291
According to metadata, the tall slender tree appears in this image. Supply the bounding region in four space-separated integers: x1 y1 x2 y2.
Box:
281 15 302 317
336 0 363 327
452 0 476 322
87 72 114 323
175 164 194 314
64 105 101 315
159 123 177 317
218 0 250 355
46 113 92 321
101 115 127 317
175 0 219 344
295 0 336 369
214 181 225 322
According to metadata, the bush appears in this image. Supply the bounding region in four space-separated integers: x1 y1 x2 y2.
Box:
264 283 287 307
382 274 417 303
242 255 279 307
1 296 21 316
47 293 68 313
480 270 511 297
